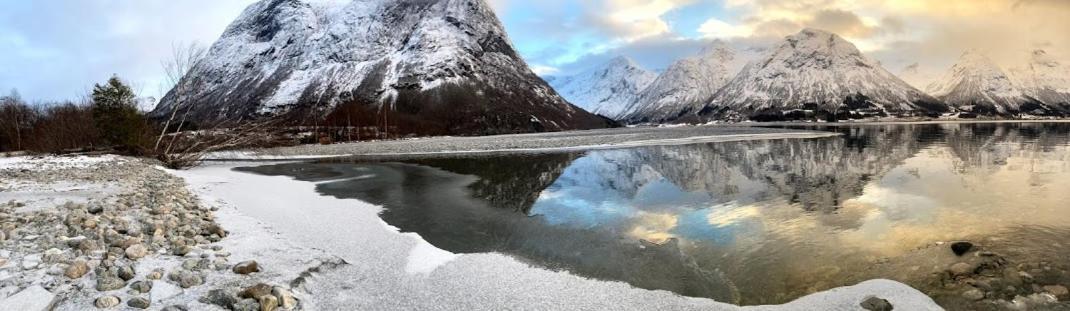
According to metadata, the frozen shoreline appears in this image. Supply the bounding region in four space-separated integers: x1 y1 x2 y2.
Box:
171 162 943 310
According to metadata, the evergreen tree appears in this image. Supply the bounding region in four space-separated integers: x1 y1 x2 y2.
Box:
92 76 146 150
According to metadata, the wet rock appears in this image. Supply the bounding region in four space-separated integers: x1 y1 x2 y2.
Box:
130 280 153 293
1043 285 1069 300
96 276 127 291
233 260 261 275
962 289 985 301
949 262 976 278
233 298 260 311
127 297 151 309
88 205 104 214
860 296 893 311
201 289 239 309
272 286 297 310
125 244 148 260
161 305 189 311
239 283 273 300
951 241 973 256
95 295 121 308
0 285 56 311
65 259 89 279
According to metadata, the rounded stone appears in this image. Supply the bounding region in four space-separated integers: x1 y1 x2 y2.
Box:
95 296 121 308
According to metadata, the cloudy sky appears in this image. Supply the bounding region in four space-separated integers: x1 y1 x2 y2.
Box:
2 0 1068 104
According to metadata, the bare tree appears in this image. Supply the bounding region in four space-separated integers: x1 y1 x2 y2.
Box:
155 42 206 151
0 89 35 151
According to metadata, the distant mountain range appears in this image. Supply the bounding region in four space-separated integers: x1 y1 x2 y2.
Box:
155 0 1070 132
548 56 655 120
553 30 1070 123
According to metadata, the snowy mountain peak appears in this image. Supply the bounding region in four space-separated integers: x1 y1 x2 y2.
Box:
680 28 946 122
549 56 656 119
152 0 612 134
929 49 1060 116
622 41 759 123
1010 49 1070 112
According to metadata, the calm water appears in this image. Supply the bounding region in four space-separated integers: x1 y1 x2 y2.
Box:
242 122 1070 307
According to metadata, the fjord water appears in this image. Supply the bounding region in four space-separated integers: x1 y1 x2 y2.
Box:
242 122 1070 306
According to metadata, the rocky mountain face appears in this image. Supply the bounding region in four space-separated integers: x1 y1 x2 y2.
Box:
152 0 612 135
622 42 758 123
928 51 1060 117
680 29 946 122
1010 50 1070 112
549 56 656 119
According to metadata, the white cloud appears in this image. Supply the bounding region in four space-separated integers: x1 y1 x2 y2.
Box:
530 65 561 76
697 18 753 39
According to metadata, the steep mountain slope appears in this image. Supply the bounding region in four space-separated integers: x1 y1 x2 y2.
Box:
1010 49 1070 112
689 29 946 122
928 50 1058 117
622 42 759 123
152 0 612 135
549 56 656 119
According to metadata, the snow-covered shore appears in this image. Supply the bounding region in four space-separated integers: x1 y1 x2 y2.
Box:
0 155 323 310
0 153 942 310
172 162 943 310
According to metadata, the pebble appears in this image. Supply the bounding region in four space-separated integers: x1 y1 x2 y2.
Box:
239 283 273 299
951 241 973 256
128 297 151 309
125 244 149 260
233 298 261 311
273 286 297 309
95 295 121 308
96 277 127 292
118 265 137 281
233 260 261 275
174 270 204 288
65 259 89 279
949 262 976 278
202 289 239 309
131 280 153 293
962 288 985 301
259 294 279 311
161 305 189 311
860 296 893 311
1043 285 1069 300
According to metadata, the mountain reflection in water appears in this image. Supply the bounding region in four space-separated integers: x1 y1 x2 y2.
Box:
239 122 1070 306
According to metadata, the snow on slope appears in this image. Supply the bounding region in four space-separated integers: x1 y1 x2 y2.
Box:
691 29 946 122
1010 49 1070 112
623 41 760 123
549 56 656 119
928 50 1059 116
152 0 610 135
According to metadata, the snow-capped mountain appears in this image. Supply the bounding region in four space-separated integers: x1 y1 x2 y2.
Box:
1010 49 1070 112
549 56 656 119
622 42 759 123
152 0 611 135
928 50 1058 117
687 29 946 122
